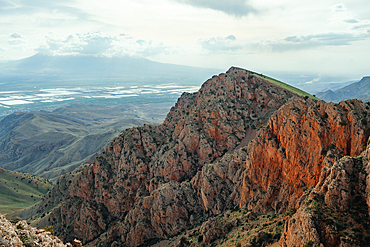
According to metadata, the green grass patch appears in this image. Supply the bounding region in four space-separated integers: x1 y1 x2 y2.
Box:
0 168 53 215
255 74 319 100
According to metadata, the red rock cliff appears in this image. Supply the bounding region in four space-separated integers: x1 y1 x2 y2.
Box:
239 99 370 213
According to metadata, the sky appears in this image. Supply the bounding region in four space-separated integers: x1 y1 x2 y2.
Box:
0 0 369 84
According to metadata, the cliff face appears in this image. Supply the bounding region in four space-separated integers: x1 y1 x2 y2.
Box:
281 141 370 246
238 99 370 214
20 67 370 246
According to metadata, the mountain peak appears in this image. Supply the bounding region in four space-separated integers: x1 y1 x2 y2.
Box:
18 68 302 245
16 68 370 247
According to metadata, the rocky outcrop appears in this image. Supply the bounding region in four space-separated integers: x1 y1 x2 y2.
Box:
281 142 370 246
0 214 81 247
238 99 370 213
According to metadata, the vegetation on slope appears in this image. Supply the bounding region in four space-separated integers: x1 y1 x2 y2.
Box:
0 168 53 215
0 103 171 181
245 70 319 100
229 67 318 100
151 208 287 247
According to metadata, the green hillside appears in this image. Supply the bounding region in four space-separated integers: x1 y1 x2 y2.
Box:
254 73 319 100
0 168 53 215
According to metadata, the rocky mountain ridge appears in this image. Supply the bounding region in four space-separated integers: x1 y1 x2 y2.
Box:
16 67 370 246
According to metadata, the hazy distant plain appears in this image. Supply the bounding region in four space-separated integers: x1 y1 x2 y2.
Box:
0 83 200 118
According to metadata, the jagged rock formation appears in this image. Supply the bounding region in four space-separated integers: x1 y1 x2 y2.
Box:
238 99 370 213
0 214 82 247
281 141 370 246
18 67 370 246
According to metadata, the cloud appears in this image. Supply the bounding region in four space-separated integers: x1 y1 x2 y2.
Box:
330 3 347 12
136 42 172 57
35 32 175 58
172 0 256 17
0 0 88 21
8 39 26 46
352 24 370 30
304 77 320 84
267 32 369 52
199 35 242 52
36 32 114 56
8 32 26 46
111 38 173 57
10 33 23 39
343 19 359 24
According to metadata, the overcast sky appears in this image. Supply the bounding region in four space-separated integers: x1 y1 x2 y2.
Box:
0 0 369 81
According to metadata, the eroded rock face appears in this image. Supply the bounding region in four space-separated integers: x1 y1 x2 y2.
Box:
238 99 370 214
281 143 370 247
22 67 370 246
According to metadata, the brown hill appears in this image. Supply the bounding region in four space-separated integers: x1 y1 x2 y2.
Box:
0 103 171 181
16 68 370 246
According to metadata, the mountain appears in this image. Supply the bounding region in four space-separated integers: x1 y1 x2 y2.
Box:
317 76 370 102
0 103 172 181
0 168 53 215
0 54 220 90
15 67 370 246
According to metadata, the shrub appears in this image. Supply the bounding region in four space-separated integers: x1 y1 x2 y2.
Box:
361 118 367 125
16 224 25 230
284 207 296 217
339 119 348 126
303 240 313 247
10 217 21 224
44 225 54 235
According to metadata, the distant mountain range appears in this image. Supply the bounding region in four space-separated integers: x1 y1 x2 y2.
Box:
317 76 370 102
0 103 172 181
0 53 221 90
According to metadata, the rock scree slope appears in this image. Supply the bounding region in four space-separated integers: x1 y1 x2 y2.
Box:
17 67 370 246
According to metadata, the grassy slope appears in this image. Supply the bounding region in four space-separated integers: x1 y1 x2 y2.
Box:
0 168 53 215
240 68 319 100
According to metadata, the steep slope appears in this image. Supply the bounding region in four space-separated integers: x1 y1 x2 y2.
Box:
0 103 170 180
0 168 53 214
19 67 370 246
238 98 370 213
19 67 299 245
317 76 370 102
281 141 370 246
